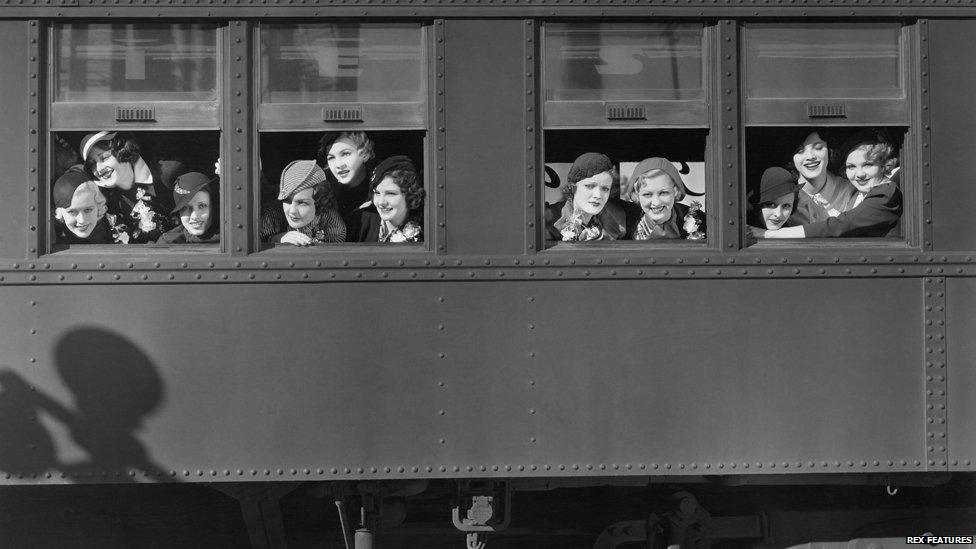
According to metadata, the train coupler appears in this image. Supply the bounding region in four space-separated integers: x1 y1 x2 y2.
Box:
452 481 511 549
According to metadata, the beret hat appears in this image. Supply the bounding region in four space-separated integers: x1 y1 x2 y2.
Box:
53 166 93 208
566 152 614 185
171 172 215 214
369 155 417 190
631 157 687 196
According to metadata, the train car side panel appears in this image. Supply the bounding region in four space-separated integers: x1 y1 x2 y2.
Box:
948 277 976 470
0 278 926 482
929 19 976 252
0 21 32 261
444 20 529 256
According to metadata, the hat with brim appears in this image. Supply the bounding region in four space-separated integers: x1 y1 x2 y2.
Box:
80 131 117 161
756 167 799 204
53 167 93 208
171 172 215 214
631 157 687 195
369 155 417 190
278 160 326 200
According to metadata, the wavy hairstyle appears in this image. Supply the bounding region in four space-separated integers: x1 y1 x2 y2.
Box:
316 131 376 168
82 132 142 179
370 168 425 214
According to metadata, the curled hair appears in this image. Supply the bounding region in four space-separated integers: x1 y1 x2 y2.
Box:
54 181 108 221
562 166 620 201
785 128 842 175
631 169 686 202
843 129 900 176
83 132 142 179
370 168 425 213
316 131 375 167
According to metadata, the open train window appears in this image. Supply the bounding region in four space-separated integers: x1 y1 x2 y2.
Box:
541 22 711 247
256 22 430 249
742 23 914 246
48 131 221 251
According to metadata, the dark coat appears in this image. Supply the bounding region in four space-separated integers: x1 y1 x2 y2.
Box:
358 207 424 243
99 160 177 244
156 224 220 244
54 216 115 245
545 198 641 241
624 201 691 240
803 181 902 238
331 178 371 243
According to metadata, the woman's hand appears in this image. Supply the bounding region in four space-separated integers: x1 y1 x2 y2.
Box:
280 230 313 246
747 225 767 239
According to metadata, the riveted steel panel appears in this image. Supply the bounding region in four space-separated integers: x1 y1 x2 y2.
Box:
0 277 927 484
444 20 527 256
929 20 976 252
0 21 31 260
947 278 976 471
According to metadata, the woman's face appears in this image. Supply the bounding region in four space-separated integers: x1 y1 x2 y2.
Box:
572 172 612 216
180 190 212 236
373 177 409 227
92 147 135 190
282 188 316 229
327 141 367 186
637 173 678 224
845 145 884 193
61 188 100 239
792 132 829 183
760 194 794 230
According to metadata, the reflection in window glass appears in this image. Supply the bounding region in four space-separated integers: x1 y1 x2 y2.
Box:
55 24 218 102
260 24 424 104
744 24 902 100
545 23 703 102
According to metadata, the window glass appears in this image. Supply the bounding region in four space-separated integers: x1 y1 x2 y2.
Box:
544 23 703 102
55 24 218 102
258 131 426 247
743 23 902 100
50 131 220 248
260 24 424 104
744 127 905 241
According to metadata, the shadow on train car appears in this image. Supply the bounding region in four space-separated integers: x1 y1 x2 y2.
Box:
0 327 172 480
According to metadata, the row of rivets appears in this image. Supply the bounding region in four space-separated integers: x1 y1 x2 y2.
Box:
0 254 973 272
2 265 976 283
28 20 40 258
919 20 933 251
229 20 250 255
924 276 947 469
719 20 740 252
524 19 539 253
434 19 447 253
434 294 449 446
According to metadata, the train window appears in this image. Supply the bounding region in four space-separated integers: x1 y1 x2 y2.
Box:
256 22 429 249
742 23 909 125
543 22 706 127
257 131 426 247
542 23 710 246
52 23 220 129
258 23 426 130
744 126 905 242
49 131 221 250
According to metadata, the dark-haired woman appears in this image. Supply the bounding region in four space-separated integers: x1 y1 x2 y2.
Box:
545 152 635 242
789 130 857 226
359 156 425 243
318 131 375 241
156 172 220 244
80 131 179 243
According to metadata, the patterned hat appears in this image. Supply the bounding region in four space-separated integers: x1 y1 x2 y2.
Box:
171 172 215 214
80 131 117 161
52 166 93 208
756 167 799 204
631 157 687 197
278 160 326 200
566 153 613 185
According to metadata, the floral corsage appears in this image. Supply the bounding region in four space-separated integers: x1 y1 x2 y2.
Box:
682 201 706 240
388 221 423 243
130 187 164 238
560 211 602 242
106 213 130 244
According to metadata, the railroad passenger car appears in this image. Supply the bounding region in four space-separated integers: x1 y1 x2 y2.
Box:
0 1 974 547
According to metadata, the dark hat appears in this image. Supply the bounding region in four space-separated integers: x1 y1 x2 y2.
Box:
52 166 93 208
278 160 326 200
369 155 417 190
80 131 117 161
837 128 890 164
566 152 614 185
630 157 687 196
171 172 215 214
755 167 799 204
